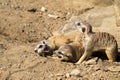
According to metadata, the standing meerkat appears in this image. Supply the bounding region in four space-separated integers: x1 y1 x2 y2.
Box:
75 21 118 64
52 35 84 62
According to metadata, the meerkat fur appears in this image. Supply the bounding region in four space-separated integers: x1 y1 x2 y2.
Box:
75 21 118 64
34 32 81 56
52 35 84 62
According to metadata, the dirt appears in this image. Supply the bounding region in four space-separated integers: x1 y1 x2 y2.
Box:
0 0 120 80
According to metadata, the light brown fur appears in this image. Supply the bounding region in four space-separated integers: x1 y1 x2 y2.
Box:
34 32 81 56
75 21 118 64
48 35 74 50
52 36 84 62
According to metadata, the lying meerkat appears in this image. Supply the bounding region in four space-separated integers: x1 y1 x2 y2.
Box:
75 21 118 64
34 33 81 57
52 36 84 62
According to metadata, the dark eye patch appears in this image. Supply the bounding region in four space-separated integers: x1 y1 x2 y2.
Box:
58 52 63 54
82 27 85 33
39 45 43 48
43 41 46 44
77 22 81 26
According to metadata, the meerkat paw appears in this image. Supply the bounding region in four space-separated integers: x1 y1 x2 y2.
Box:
75 61 81 65
108 60 114 62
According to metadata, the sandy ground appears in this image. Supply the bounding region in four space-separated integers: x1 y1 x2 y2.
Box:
0 0 120 80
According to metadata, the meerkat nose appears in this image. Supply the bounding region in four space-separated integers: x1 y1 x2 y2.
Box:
34 50 38 53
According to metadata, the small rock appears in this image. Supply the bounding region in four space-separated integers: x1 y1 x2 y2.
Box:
56 77 62 80
28 8 37 13
10 5 14 8
0 67 7 71
65 73 70 78
48 14 59 19
85 57 98 65
56 73 63 76
41 7 47 12
70 69 80 76
92 70 101 76
107 66 120 72
93 65 100 71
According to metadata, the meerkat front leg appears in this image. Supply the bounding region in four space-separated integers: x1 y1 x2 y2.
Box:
76 50 92 64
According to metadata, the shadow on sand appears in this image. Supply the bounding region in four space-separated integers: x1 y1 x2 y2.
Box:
92 51 120 62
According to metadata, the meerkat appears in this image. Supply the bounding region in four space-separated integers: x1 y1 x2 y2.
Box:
34 33 81 57
52 35 84 62
75 21 118 64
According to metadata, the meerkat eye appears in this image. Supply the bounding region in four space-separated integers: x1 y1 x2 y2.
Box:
58 52 63 54
43 41 46 44
77 22 81 26
39 45 43 48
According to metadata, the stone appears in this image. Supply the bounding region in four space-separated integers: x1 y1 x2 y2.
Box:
107 66 120 72
41 7 47 12
48 14 59 19
56 77 63 80
85 57 98 65
65 73 70 78
56 73 63 76
70 69 80 76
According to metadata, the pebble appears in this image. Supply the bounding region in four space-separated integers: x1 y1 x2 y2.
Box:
107 66 120 72
70 68 80 76
85 57 98 65
41 7 47 12
56 73 63 76
48 14 59 19
56 77 63 80
65 73 70 78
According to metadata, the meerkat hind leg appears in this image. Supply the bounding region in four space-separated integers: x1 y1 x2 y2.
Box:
105 49 116 62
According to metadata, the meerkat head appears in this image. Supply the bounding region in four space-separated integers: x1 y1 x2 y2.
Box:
34 40 53 56
52 45 75 62
75 21 93 34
